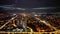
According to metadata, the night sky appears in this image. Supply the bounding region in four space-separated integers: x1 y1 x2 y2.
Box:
0 0 58 8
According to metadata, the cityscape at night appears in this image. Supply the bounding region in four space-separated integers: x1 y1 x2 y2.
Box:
0 0 60 34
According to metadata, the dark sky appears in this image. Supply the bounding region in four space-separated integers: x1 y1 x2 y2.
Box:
0 0 58 8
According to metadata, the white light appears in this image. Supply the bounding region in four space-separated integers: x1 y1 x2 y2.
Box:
13 14 16 15
34 14 38 16
40 20 46 23
21 13 27 17
12 18 14 20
